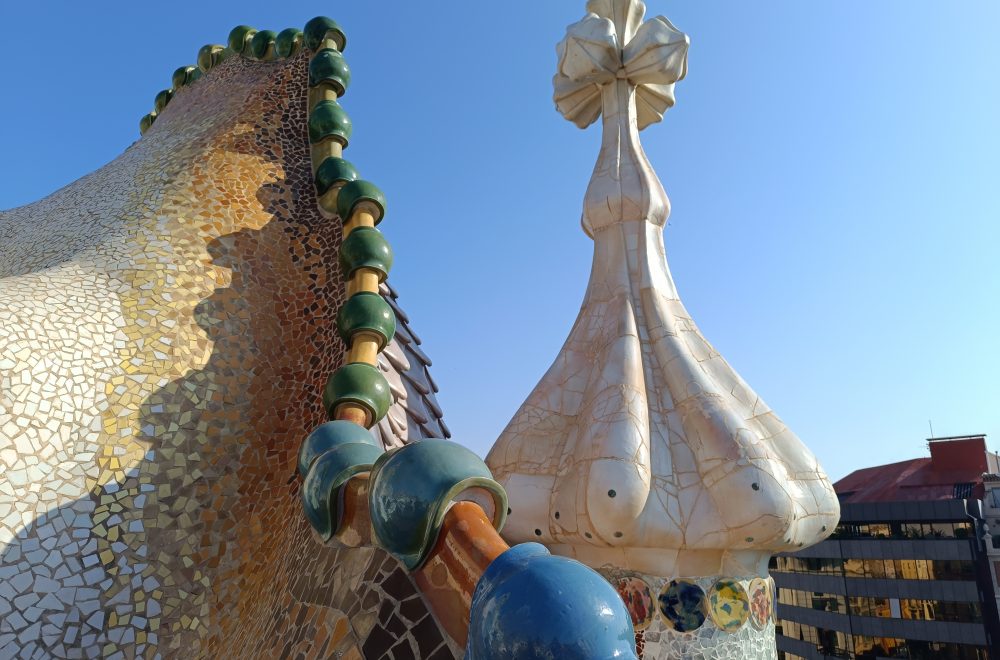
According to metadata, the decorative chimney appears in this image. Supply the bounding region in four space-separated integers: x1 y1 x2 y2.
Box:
486 1 840 656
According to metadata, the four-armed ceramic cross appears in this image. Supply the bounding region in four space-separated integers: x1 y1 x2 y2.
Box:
487 1 840 656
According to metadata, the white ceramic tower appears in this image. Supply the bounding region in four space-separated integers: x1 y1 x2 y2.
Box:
486 1 840 656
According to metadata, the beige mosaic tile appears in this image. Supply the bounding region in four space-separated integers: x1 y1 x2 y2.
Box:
0 47 453 660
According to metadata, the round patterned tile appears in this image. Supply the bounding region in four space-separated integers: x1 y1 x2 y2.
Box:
658 579 707 633
615 576 655 631
748 577 771 630
707 579 750 633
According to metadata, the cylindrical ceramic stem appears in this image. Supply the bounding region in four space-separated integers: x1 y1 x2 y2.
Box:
414 502 510 647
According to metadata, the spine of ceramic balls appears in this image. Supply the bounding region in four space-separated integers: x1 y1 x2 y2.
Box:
299 17 394 432
138 24 305 135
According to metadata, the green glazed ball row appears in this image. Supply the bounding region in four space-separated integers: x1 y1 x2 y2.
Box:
302 25 397 430
138 19 323 135
300 18 396 540
295 19 511 569
323 221 395 424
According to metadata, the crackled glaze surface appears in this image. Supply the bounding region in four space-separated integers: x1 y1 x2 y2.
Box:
0 50 453 659
607 570 776 659
487 0 838 580
487 1 838 656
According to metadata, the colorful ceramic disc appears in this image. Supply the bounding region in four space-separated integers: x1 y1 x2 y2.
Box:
615 577 655 631
707 579 750 633
748 578 771 630
658 579 707 633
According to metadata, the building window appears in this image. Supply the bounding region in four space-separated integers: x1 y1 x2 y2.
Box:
954 482 974 499
827 521 973 540
775 556 977 582
778 589 847 614
777 621 990 659
780 587 982 624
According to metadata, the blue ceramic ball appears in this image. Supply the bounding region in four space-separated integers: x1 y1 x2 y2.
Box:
467 543 637 659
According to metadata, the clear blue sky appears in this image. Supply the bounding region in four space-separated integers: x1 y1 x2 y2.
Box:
1 2 997 481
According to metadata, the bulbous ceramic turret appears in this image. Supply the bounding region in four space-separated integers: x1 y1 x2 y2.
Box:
486 1 840 656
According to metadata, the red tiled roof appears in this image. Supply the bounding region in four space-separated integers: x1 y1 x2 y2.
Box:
834 437 989 504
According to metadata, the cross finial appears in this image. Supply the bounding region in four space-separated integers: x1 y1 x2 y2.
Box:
554 0 689 131
554 0 690 236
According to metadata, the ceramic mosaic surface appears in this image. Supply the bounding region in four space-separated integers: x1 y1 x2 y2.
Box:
611 571 775 659
615 576 655 631
706 579 750 632
488 0 840 575
657 580 706 633
0 46 456 659
487 1 838 655
748 577 770 631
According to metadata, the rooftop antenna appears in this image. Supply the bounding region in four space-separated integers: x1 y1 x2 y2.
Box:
929 419 935 438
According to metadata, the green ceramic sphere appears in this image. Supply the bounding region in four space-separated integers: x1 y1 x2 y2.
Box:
249 30 277 61
336 180 386 224
197 45 230 72
336 292 396 349
227 25 257 55
275 28 303 58
299 420 379 477
171 66 198 89
301 441 384 540
368 439 509 570
308 101 352 147
153 89 173 114
304 16 347 52
139 112 157 136
339 227 393 282
309 48 351 96
315 157 359 196
323 362 392 426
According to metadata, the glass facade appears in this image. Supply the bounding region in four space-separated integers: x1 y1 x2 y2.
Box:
773 556 977 581
773 515 996 660
829 521 974 540
778 588 982 623
776 621 989 659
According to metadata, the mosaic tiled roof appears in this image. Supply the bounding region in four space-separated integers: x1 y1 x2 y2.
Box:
0 13 643 660
0 17 462 658
835 435 993 503
373 283 450 449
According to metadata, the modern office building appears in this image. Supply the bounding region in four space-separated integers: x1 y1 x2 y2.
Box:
981 473 1000 635
773 434 1000 659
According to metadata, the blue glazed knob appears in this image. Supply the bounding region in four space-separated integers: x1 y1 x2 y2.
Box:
299 420 379 477
301 441 384 540
467 543 638 659
368 439 508 570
